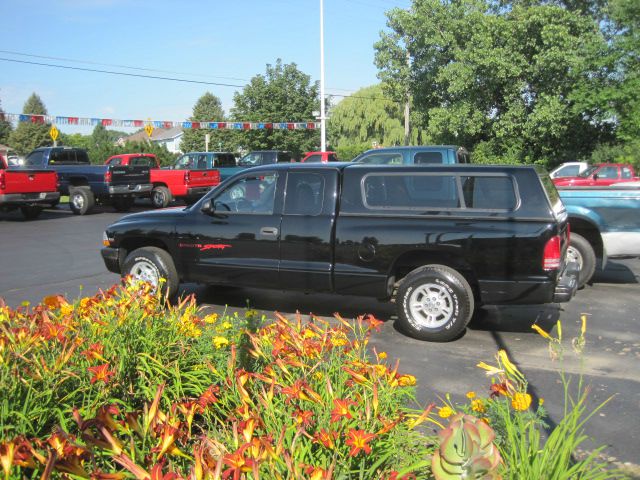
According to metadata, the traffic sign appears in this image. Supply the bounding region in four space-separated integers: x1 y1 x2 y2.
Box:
49 125 59 142
144 123 154 138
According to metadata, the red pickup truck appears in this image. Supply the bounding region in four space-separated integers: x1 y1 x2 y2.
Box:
105 154 220 208
553 163 638 187
0 153 60 219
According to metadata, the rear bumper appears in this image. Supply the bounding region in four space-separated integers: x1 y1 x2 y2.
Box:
101 247 121 274
186 186 213 197
552 261 579 303
108 183 153 195
0 191 60 205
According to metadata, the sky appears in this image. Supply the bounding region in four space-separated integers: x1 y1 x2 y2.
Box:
0 0 410 134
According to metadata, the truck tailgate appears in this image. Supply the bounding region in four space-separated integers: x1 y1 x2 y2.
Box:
186 169 220 188
109 165 151 185
3 170 58 194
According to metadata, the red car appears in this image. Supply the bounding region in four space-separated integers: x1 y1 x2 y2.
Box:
301 151 339 163
105 154 220 208
553 163 638 187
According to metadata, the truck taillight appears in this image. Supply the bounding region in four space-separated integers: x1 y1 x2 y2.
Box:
104 170 112 183
543 235 561 271
0 171 5 190
184 171 191 184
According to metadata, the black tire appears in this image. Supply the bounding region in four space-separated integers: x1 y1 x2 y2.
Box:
395 264 474 342
20 206 42 220
113 197 134 212
151 186 172 209
69 187 95 215
122 247 178 298
567 232 596 288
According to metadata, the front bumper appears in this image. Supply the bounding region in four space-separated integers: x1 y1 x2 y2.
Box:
553 261 579 303
101 247 121 274
0 191 60 205
108 183 153 195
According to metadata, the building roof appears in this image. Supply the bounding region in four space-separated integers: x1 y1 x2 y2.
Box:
119 126 183 144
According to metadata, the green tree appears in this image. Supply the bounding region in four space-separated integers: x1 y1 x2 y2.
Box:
7 93 51 155
327 84 426 159
0 97 12 144
375 0 614 166
231 59 320 159
180 92 234 153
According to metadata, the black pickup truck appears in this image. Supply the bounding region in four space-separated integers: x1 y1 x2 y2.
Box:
24 147 152 215
101 163 578 341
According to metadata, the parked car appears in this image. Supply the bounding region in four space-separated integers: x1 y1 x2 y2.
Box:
238 150 294 166
105 153 221 208
549 162 590 179
301 151 339 163
352 145 469 165
101 163 577 342
558 184 640 287
174 152 237 182
553 163 638 187
23 147 152 215
0 153 60 219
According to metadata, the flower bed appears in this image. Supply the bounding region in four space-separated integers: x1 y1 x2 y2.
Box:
0 282 624 479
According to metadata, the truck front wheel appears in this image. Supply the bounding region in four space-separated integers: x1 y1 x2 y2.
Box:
69 187 95 215
151 186 172 208
122 247 178 298
567 233 596 288
396 265 474 342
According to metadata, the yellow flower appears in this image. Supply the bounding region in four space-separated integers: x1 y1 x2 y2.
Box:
511 392 532 411
466 391 476 399
398 374 416 387
556 320 562 341
220 321 232 330
213 336 229 349
471 399 486 413
438 406 454 419
60 304 75 316
203 314 218 324
531 324 552 340
477 361 504 377
539 397 545 406
378 351 387 360
498 350 523 381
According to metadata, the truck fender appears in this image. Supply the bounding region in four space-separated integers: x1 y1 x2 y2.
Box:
565 208 607 265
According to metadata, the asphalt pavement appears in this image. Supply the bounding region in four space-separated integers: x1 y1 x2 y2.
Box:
1 203 639 469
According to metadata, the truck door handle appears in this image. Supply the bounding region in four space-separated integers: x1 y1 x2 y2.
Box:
260 227 279 237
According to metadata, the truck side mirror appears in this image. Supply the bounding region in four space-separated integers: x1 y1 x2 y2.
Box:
200 199 214 215
592 173 598 180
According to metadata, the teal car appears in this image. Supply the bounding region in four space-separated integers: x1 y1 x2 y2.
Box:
352 145 469 165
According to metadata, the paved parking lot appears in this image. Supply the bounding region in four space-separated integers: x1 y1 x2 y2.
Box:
1 204 639 467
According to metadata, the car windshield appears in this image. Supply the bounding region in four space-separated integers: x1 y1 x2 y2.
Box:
578 166 598 178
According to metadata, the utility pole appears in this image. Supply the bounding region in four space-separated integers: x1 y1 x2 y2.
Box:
320 0 327 152
404 48 411 146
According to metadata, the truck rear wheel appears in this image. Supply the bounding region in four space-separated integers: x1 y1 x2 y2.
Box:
122 247 178 298
69 187 95 215
151 186 172 208
396 264 474 342
20 206 42 220
113 197 134 212
567 232 596 288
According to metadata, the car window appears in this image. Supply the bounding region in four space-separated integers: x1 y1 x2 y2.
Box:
556 165 579 177
175 154 195 169
579 166 598 177
356 153 403 165
213 173 278 214
284 172 325 215
50 150 76 164
622 167 632 179
413 151 443 164
217 154 236 167
462 176 517 210
238 152 262 167
362 173 460 210
130 156 154 167
304 154 322 163
24 150 44 167
328 154 339 162
597 166 619 179
109 157 122 166
276 152 292 163
196 155 208 169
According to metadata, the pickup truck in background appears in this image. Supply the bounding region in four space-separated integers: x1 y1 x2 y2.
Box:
0 153 60 219
553 163 638 187
101 163 577 342
23 147 152 215
106 153 221 208
352 145 470 164
558 185 640 287
175 152 238 183
301 151 339 163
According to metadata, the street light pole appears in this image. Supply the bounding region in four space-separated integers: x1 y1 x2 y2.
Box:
320 0 326 152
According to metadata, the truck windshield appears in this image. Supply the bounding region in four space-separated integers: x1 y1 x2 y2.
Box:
24 151 44 167
579 166 598 177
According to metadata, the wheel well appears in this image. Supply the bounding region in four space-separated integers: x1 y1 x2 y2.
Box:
568 217 603 260
119 238 170 267
153 183 169 189
68 177 89 187
390 251 479 301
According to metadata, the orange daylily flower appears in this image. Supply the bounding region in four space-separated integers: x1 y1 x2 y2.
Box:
88 363 115 384
313 429 338 449
222 450 255 480
345 429 376 456
80 342 106 362
330 398 357 423
293 409 315 429
197 385 220 409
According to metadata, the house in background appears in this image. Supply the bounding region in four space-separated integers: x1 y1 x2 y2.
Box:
117 127 183 153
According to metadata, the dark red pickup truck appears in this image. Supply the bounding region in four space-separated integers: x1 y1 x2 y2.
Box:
0 153 60 219
105 154 220 208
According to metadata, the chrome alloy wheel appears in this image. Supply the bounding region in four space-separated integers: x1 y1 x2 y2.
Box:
566 245 584 269
129 260 159 288
72 193 85 210
408 283 454 329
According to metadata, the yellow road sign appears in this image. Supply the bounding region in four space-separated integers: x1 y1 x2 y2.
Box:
144 124 154 138
49 125 59 141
